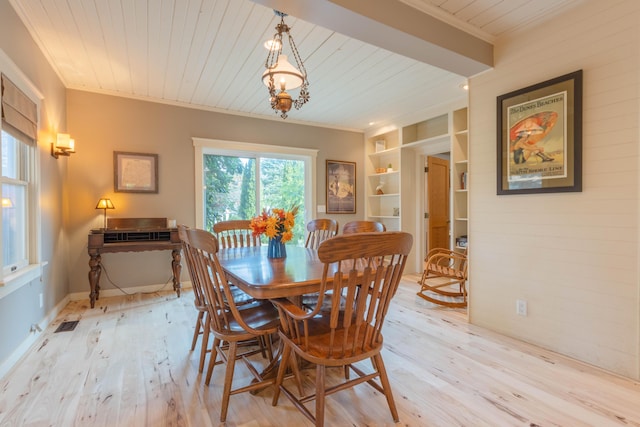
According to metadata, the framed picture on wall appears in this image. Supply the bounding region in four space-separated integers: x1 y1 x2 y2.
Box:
326 160 356 214
497 70 583 195
114 151 159 193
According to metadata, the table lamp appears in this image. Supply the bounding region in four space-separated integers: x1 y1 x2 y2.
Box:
95 198 115 229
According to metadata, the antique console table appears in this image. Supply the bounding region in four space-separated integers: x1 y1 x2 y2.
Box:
87 217 182 308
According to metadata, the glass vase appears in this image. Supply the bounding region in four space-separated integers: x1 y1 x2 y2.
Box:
267 235 287 259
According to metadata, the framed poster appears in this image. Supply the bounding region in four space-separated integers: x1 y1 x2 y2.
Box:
114 151 159 193
497 70 582 195
326 160 356 214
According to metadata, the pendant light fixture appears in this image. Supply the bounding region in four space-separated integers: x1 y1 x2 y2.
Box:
262 10 310 119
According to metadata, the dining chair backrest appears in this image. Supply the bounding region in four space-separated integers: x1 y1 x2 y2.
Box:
316 231 411 339
304 218 339 250
178 225 204 303
186 228 238 327
342 220 386 234
213 219 260 249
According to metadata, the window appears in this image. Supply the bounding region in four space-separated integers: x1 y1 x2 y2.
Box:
0 56 42 292
1 130 29 273
194 138 317 246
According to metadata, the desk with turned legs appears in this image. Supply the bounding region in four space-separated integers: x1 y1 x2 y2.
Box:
87 218 182 308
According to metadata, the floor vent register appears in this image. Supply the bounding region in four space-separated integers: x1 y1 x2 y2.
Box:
54 321 79 333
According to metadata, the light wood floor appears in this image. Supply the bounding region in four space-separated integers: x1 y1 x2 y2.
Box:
1 274 640 426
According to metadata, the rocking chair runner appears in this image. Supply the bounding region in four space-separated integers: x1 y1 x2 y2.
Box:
417 248 468 308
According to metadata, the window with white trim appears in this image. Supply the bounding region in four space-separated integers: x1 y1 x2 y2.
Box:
0 59 42 290
193 138 317 245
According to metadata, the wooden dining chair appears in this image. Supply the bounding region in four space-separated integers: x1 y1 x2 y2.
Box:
342 220 386 234
301 219 339 308
417 247 468 308
179 225 268 374
187 227 280 422
178 225 210 373
271 231 413 427
304 218 339 249
213 219 261 249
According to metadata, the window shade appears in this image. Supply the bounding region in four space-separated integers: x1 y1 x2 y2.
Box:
1 73 37 144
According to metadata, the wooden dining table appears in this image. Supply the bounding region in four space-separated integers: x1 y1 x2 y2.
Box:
217 244 330 300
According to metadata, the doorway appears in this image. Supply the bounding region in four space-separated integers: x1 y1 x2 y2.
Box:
423 154 451 258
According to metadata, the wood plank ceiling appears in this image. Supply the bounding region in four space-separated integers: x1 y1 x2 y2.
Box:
9 0 582 131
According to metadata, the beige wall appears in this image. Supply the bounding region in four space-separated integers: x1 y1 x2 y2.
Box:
66 90 364 294
469 0 640 378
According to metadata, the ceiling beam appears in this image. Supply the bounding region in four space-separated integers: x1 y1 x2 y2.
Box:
251 0 493 77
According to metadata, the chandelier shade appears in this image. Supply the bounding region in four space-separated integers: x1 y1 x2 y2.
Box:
262 55 304 91
263 10 309 119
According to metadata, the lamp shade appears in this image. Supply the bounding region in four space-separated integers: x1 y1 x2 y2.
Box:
262 55 304 91
56 133 74 150
95 198 115 210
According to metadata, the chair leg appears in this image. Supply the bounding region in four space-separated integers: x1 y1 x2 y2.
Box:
315 364 326 427
220 341 238 422
272 343 292 406
372 353 399 422
205 337 221 386
190 310 204 350
198 314 210 373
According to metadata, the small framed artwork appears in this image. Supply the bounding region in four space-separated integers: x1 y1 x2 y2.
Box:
326 160 356 214
497 70 582 195
114 151 159 193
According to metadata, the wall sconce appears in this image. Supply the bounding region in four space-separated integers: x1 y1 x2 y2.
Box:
51 133 76 159
95 198 115 229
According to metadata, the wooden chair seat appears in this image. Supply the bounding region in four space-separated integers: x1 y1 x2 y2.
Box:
417 248 468 308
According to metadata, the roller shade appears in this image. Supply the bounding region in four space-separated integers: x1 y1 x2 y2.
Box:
1 73 37 144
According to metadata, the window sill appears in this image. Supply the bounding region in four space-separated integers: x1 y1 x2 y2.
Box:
0 263 45 300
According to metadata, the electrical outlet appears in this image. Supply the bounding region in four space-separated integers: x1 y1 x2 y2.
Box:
516 299 527 316
39 293 43 308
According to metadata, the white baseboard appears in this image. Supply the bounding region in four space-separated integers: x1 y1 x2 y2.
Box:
0 281 192 381
67 281 192 301
0 294 70 380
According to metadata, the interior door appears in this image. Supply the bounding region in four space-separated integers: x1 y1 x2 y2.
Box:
426 156 450 252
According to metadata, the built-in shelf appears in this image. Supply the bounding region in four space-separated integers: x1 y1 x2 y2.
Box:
400 134 449 150
365 106 469 267
452 107 469 252
368 193 400 198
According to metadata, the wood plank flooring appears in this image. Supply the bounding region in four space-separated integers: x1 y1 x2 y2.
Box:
1 274 639 426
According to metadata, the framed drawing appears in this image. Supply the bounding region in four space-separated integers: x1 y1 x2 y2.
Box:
326 160 356 214
497 70 582 195
114 151 159 193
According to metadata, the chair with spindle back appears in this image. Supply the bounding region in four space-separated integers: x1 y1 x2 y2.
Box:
271 231 413 427
342 220 386 234
213 219 261 249
187 227 280 422
304 219 339 249
178 225 210 373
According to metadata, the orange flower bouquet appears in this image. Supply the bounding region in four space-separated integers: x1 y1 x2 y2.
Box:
250 205 299 244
